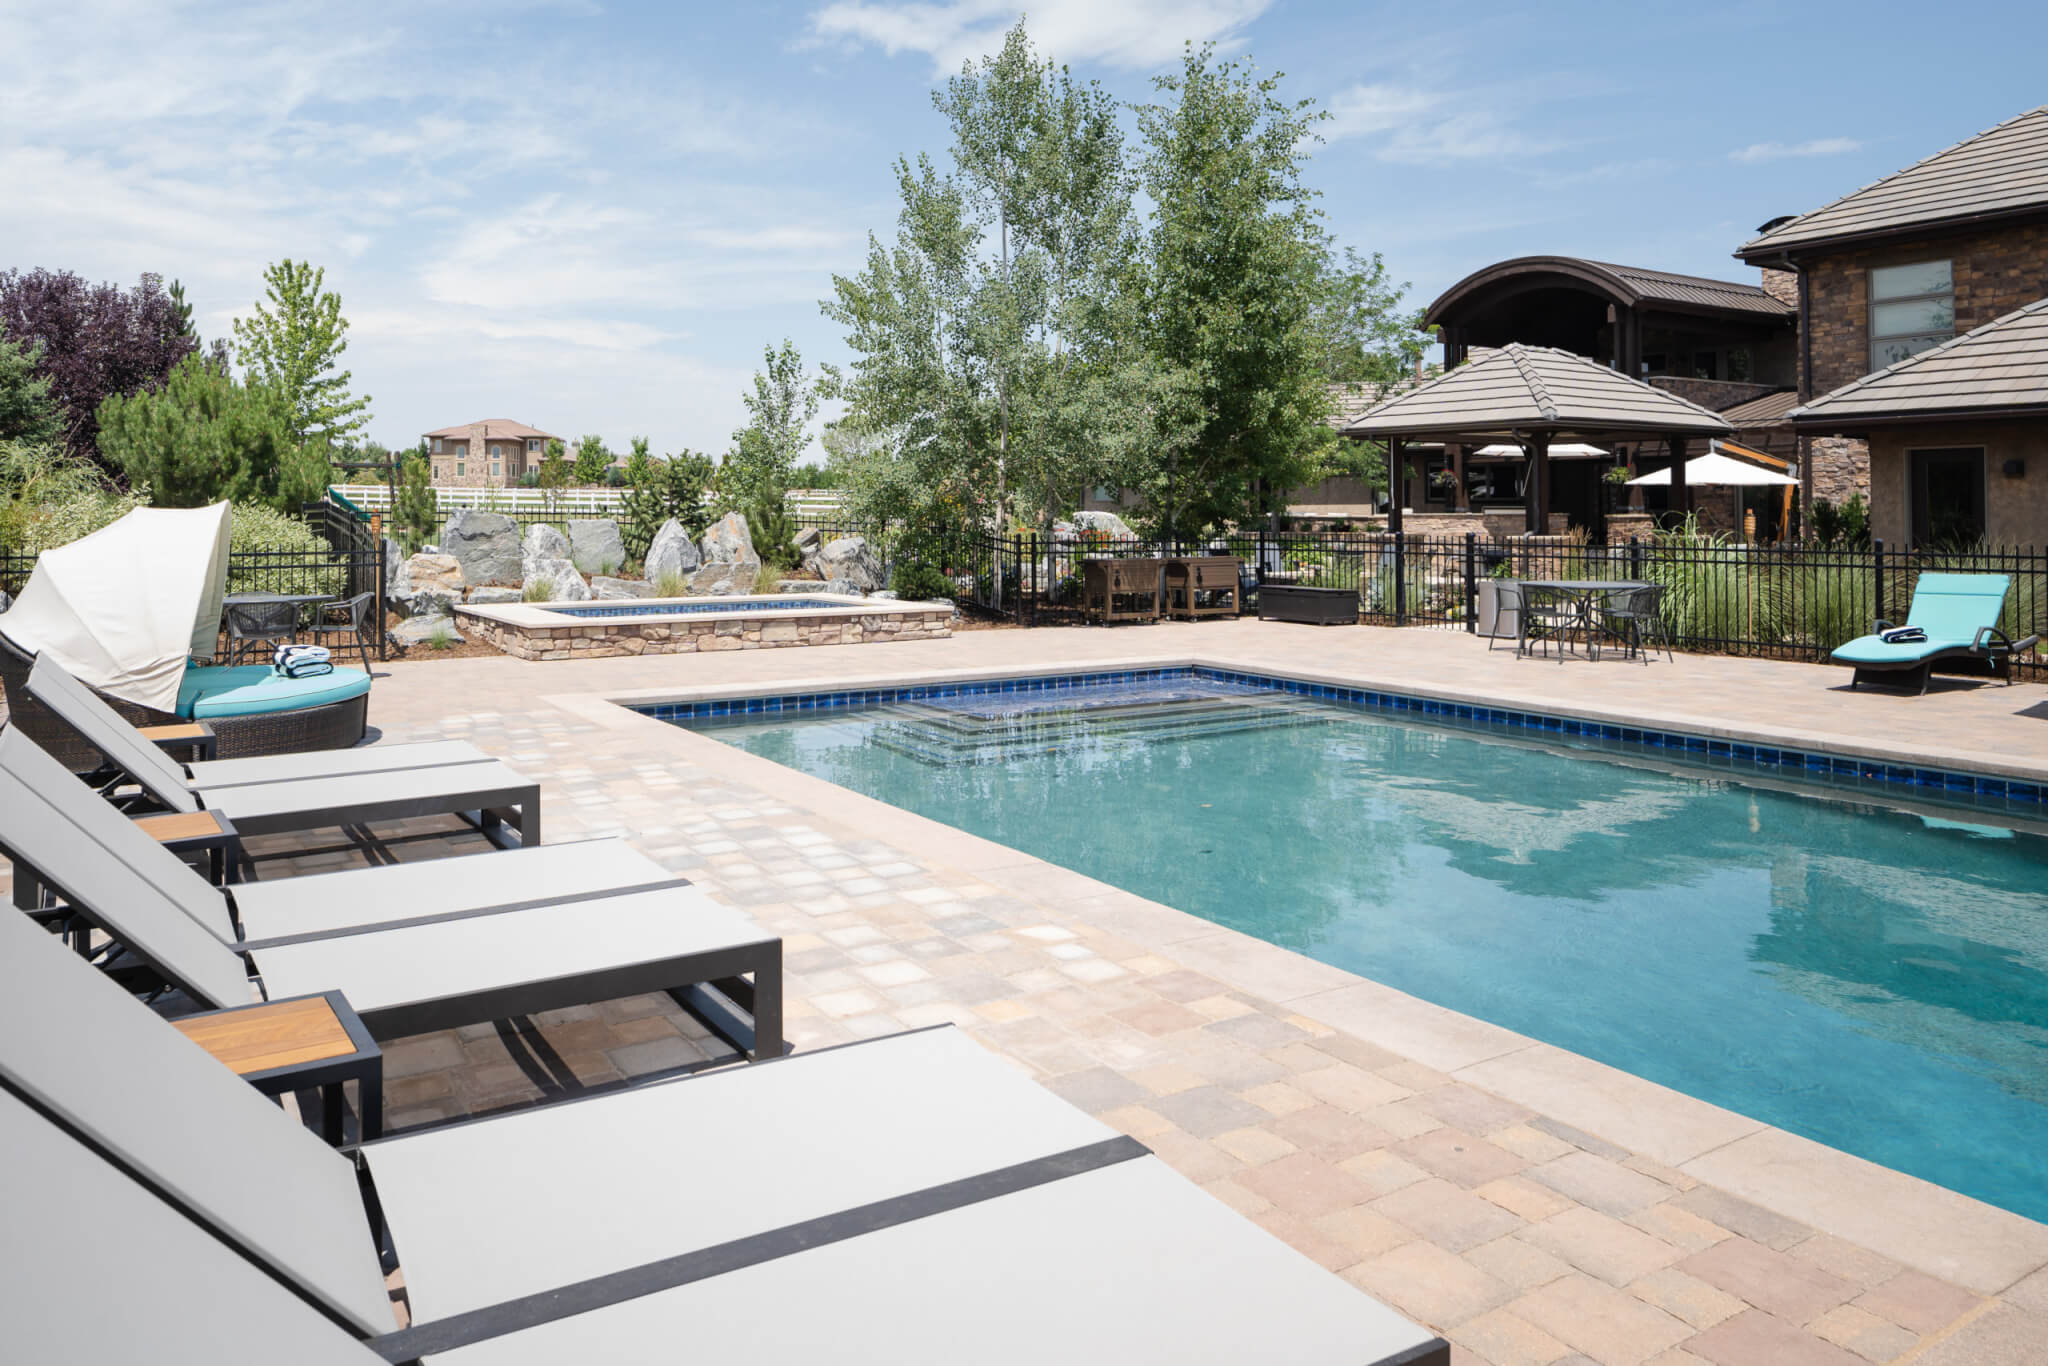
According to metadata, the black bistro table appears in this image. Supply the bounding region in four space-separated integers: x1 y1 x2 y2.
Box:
1517 580 1653 661
221 591 335 663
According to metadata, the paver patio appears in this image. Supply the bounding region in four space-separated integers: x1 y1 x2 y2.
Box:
8 621 2047 1364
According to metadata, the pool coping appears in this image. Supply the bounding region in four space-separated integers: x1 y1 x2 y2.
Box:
556 656 2048 1295
459 593 937 629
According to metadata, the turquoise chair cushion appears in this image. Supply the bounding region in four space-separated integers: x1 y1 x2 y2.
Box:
176 666 372 720
1831 636 1958 666
1830 572 2009 668
1904 572 2010 639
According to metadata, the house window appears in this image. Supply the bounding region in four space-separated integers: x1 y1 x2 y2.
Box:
491 462 500 477
528 439 540 453
1693 351 1719 381
1870 260 1953 370
1727 347 1753 383
1909 447 1985 546
432 437 444 454
456 462 465 478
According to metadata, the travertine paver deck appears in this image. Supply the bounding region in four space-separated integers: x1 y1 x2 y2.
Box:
11 622 2048 1365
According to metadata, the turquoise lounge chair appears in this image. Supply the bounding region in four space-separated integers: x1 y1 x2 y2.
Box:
1831 572 2038 693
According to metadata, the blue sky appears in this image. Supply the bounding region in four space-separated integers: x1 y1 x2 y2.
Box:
5 1 2045 463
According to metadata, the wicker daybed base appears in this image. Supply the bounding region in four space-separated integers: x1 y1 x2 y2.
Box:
0 637 367 764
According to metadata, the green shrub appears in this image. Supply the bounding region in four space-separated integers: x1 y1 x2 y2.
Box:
654 568 689 598
890 559 954 602
225 501 348 597
521 578 554 603
0 440 146 553
747 498 799 576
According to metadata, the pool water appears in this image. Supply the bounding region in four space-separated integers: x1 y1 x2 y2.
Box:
689 677 2048 1222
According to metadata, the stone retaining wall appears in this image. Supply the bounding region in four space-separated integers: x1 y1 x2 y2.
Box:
458 605 953 660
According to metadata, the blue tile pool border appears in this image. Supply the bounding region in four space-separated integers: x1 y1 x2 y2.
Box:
633 665 2047 812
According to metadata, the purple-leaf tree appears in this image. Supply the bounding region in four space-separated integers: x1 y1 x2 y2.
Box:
0 268 222 471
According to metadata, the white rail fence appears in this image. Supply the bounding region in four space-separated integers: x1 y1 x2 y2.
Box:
333 485 849 521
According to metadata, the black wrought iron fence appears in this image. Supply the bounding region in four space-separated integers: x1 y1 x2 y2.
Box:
929 527 2048 678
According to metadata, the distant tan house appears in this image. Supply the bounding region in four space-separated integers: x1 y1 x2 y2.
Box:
422 420 560 487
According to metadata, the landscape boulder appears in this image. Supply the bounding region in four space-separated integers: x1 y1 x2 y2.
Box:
643 518 702 585
441 510 522 586
392 616 464 649
1071 510 1137 539
465 586 522 605
520 523 570 584
699 511 758 566
524 557 591 603
393 553 463 617
567 519 627 576
812 536 882 593
592 576 655 600
689 511 761 595
793 526 824 559
688 561 759 596
773 580 832 594
823 576 865 598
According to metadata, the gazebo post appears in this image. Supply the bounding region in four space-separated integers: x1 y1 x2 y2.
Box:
1451 444 1469 511
1667 435 1691 518
1525 432 1551 533
1386 436 1404 535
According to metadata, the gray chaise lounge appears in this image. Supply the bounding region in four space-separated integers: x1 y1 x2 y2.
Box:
0 728 781 1054
25 653 541 863
0 908 1447 1366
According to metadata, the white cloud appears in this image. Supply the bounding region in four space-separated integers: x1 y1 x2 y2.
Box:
1729 137 1861 163
1326 82 1557 164
808 0 1272 73
0 1 863 457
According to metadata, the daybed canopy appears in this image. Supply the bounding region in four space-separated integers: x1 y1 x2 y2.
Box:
0 503 231 713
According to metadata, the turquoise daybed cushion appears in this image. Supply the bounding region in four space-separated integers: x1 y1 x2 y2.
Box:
176 665 371 720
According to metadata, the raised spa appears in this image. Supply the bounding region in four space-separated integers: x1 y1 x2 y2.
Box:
456 593 952 660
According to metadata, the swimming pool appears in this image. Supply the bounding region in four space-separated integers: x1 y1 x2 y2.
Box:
681 672 2048 1222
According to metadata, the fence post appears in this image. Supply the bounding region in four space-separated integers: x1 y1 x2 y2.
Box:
375 535 388 662
1629 536 1643 582
1872 538 1885 629
1462 533 1477 633
1393 531 1407 627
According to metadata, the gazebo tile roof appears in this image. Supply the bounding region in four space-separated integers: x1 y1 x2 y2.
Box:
1343 344 1731 439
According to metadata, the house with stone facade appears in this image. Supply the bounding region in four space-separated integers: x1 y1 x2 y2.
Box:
1740 105 2048 547
423 419 561 488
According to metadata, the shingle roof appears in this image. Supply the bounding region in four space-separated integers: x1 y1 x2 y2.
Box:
1789 297 2048 423
1739 107 2048 259
423 419 559 441
1719 389 1801 427
1341 344 1733 439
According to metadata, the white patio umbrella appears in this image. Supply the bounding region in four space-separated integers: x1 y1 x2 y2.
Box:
1626 448 1797 487
1470 443 1610 460
0 503 233 713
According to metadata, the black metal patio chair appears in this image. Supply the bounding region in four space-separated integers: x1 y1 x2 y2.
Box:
1600 584 1672 664
222 597 300 665
306 591 375 669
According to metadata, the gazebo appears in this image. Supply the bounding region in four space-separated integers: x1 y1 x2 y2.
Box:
1341 344 1733 534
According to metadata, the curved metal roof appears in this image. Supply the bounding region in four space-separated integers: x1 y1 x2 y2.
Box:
1342 343 1733 441
1426 255 1792 326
